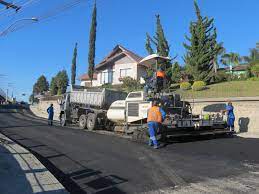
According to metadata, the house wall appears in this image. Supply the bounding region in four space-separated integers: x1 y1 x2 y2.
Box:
95 55 140 86
80 54 148 87
80 80 99 87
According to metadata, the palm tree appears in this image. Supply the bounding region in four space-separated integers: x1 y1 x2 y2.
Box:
220 52 241 73
213 42 225 74
243 44 259 78
243 48 259 64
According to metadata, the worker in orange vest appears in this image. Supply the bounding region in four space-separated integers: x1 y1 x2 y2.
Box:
147 100 166 149
156 68 166 92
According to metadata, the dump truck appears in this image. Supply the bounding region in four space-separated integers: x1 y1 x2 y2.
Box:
59 87 127 130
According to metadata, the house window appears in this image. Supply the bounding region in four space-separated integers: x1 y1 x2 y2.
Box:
101 71 113 84
120 68 132 78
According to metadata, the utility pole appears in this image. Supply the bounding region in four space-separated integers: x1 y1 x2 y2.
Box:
6 88 8 103
0 0 21 12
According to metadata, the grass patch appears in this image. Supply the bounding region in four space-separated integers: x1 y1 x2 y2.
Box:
175 81 259 99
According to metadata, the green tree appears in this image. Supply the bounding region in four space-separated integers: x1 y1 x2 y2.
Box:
33 75 49 94
183 1 221 82
50 77 58 95
251 64 259 77
171 62 181 83
213 42 225 74
88 1 97 85
155 14 170 58
243 43 259 64
56 70 69 95
220 52 241 70
145 15 170 59
243 43 259 78
145 14 171 80
145 33 154 55
71 42 78 85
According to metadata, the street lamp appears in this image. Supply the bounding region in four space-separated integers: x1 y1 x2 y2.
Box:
0 17 38 36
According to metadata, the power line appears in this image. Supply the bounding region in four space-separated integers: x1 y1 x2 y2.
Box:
38 0 86 21
0 0 21 11
3 0 87 35
0 0 39 20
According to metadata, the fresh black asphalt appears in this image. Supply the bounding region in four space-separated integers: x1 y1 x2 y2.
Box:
1 110 259 194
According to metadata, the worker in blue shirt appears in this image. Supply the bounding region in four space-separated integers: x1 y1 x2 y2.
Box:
159 104 166 121
223 101 235 132
47 104 54 126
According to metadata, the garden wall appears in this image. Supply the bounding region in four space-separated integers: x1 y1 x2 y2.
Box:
188 97 259 134
30 96 61 121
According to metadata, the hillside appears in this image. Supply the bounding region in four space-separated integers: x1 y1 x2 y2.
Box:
175 81 259 99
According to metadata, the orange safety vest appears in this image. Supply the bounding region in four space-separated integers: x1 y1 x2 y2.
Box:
147 106 162 123
156 71 165 78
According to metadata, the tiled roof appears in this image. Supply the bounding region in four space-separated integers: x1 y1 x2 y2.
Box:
219 64 249 71
79 73 97 81
95 45 143 70
232 64 249 71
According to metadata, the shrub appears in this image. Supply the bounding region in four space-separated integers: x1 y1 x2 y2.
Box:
247 77 259 81
180 82 191 90
102 83 112 88
121 77 142 91
192 81 206 91
214 71 229 83
251 64 259 77
170 83 180 90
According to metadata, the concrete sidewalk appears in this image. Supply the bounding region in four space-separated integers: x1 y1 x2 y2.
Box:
0 133 68 194
237 132 259 139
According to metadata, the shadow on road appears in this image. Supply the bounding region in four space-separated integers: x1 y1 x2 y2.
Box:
0 137 67 194
239 117 250 133
0 124 47 129
163 133 235 145
1 130 128 194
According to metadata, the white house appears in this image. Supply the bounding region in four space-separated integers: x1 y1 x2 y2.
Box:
80 45 147 87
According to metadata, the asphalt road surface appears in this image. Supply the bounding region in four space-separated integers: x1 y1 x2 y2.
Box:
1 110 259 194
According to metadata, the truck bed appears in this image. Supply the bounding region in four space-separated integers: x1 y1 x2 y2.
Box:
69 88 127 109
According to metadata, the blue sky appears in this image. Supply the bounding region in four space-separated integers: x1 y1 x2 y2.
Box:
0 0 258 101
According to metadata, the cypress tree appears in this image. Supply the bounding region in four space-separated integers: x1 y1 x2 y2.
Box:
88 1 97 85
155 14 170 58
145 33 154 55
71 43 78 86
183 0 221 82
145 15 170 59
171 62 181 83
145 14 171 80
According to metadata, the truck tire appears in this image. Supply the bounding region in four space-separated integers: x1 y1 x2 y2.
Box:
79 114 87 129
60 113 66 126
87 113 97 131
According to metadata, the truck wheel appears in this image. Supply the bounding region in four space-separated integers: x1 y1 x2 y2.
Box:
87 113 97 131
60 113 66 126
79 114 87 129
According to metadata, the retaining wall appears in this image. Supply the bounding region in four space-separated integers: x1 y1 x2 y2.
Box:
188 97 259 134
30 100 60 121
